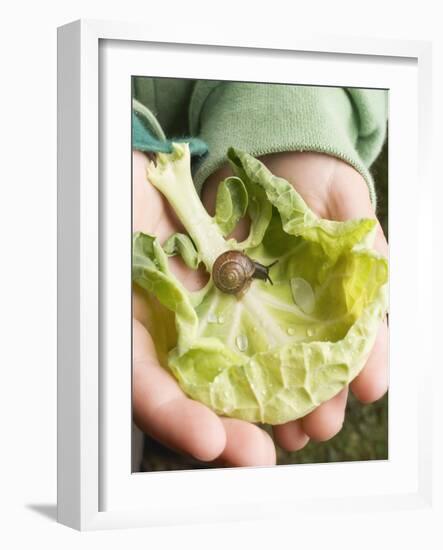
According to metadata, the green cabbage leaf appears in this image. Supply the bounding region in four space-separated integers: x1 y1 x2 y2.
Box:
133 143 388 425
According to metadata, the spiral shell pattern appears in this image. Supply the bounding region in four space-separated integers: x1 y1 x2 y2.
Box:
212 251 255 295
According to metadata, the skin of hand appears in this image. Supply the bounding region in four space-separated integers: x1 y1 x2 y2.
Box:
132 149 389 467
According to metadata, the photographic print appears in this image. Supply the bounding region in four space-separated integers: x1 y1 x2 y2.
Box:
131 77 389 473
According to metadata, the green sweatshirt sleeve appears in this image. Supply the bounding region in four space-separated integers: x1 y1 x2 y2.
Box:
188 81 388 209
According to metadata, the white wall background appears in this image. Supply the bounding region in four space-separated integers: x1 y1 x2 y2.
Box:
0 1 441 548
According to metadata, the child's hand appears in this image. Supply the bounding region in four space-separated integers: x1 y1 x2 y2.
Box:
203 151 388 451
132 149 388 466
132 151 276 466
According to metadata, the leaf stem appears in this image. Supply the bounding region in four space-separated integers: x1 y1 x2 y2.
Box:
146 144 229 269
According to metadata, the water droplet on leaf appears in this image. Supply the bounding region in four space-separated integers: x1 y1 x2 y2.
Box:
208 312 217 323
287 327 296 336
236 334 248 352
290 277 315 314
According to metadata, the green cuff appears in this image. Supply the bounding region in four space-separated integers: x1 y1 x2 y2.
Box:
189 82 387 209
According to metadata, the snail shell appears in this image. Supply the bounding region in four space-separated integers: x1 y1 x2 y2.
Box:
212 251 255 296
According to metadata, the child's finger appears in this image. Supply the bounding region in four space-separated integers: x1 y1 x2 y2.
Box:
329 177 389 403
301 387 348 441
330 180 389 403
373 220 389 257
134 319 276 467
329 173 389 256
214 418 276 467
350 318 389 403
133 319 226 462
273 420 310 452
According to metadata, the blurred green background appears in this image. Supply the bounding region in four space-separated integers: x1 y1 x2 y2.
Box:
138 137 389 471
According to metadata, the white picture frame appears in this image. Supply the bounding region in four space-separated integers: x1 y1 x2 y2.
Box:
57 19 434 531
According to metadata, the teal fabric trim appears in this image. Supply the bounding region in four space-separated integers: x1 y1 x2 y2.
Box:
132 112 170 153
132 112 208 157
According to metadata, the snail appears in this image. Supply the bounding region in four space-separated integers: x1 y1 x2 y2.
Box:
212 251 278 297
